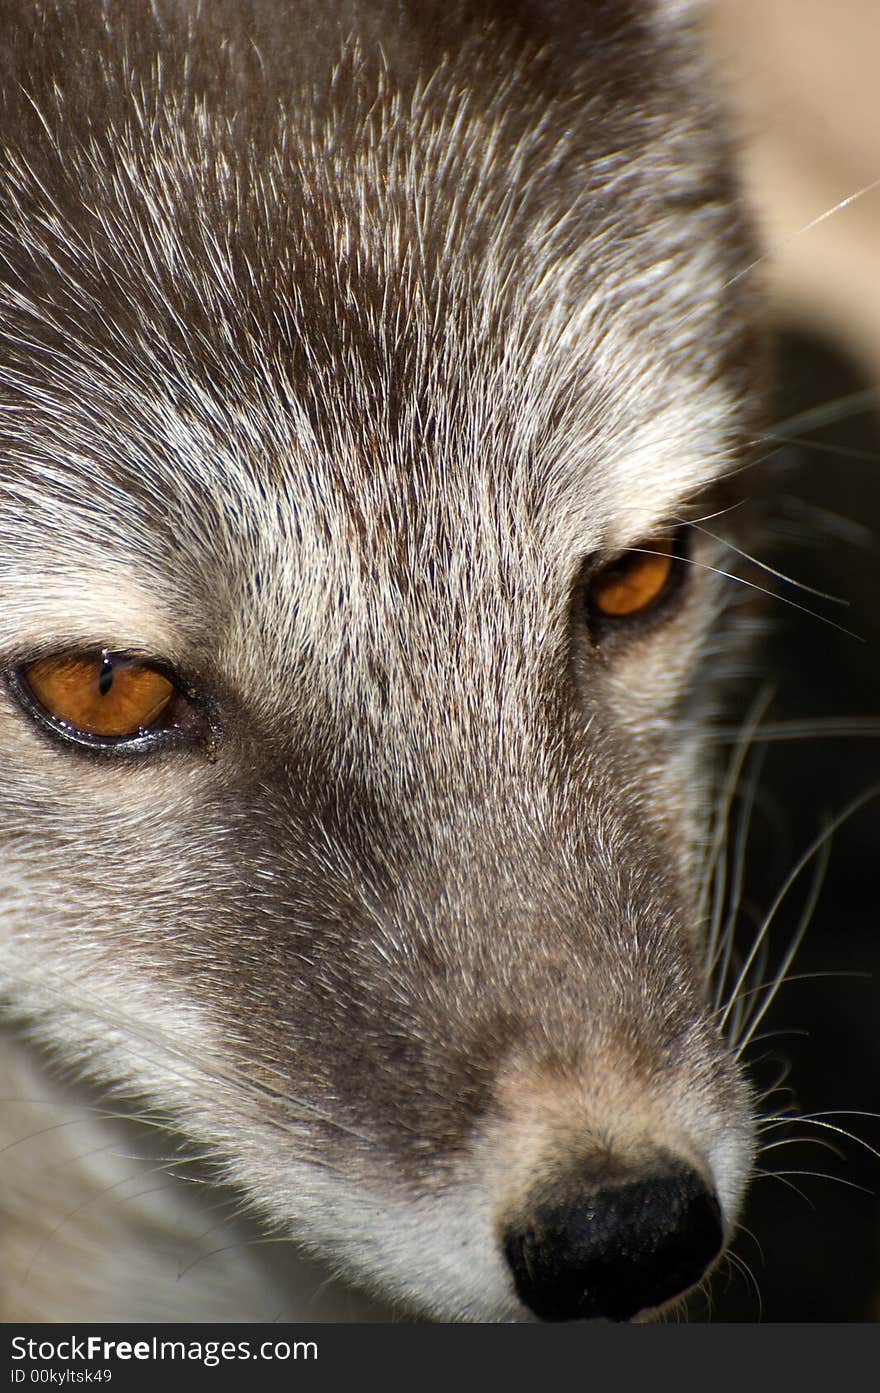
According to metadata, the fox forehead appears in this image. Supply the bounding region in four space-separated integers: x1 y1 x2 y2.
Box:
0 8 755 526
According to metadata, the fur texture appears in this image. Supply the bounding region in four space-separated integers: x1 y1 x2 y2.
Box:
0 0 763 1321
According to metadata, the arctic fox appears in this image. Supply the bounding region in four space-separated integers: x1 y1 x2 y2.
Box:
0 0 763 1321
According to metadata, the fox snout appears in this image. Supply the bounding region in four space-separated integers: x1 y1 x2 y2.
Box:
227 774 753 1323
477 1016 750 1321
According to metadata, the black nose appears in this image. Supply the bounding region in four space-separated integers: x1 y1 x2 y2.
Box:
503 1163 723 1322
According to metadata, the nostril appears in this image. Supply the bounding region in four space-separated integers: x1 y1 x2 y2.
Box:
503 1163 723 1322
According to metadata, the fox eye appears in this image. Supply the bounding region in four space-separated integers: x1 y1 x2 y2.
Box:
23 652 174 736
587 532 685 632
10 651 204 753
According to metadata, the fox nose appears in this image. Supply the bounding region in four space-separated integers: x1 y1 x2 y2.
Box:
502 1163 723 1322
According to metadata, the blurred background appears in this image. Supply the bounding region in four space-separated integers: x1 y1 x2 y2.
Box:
691 0 880 1321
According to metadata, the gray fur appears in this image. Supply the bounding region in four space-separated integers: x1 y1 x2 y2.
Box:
0 0 762 1320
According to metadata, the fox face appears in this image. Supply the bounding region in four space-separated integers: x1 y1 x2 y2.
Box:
0 0 763 1321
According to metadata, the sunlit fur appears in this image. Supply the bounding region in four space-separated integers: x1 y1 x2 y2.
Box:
0 1 765 1320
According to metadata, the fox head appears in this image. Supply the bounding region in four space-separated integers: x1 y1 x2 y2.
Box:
0 0 763 1320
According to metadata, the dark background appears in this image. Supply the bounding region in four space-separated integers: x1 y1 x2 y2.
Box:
691 327 880 1321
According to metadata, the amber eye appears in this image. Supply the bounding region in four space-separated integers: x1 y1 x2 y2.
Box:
588 536 679 623
19 652 177 740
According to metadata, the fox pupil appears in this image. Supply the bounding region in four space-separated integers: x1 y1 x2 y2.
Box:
98 655 114 697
